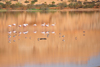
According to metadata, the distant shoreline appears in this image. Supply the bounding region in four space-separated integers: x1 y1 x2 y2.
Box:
0 8 100 12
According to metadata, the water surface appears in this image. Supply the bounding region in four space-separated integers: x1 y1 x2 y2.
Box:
0 11 100 67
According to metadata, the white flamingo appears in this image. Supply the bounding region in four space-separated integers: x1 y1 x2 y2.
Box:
8 25 12 31
51 23 56 34
41 23 45 34
13 24 16 26
23 31 28 39
23 24 27 27
26 24 28 26
51 31 55 34
46 31 49 34
41 23 45 27
18 25 21 30
23 31 28 34
33 24 37 33
19 25 21 27
18 32 21 40
12 23 16 30
45 24 49 34
45 24 49 27
41 23 45 30
8 25 12 27
33 24 37 26
51 23 56 27
33 31 37 33
25 31 28 34
41 31 45 34
8 31 12 34
25 24 28 30
19 32 22 34
12 24 16 26
26 31 28 34
23 24 27 32
13 30 17 33
18 25 22 40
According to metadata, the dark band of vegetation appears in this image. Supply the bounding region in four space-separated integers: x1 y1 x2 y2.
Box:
0 0 100 10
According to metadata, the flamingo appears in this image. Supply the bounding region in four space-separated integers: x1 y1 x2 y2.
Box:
12 24 16 34
41 31 45 34
23 24 27 27
45 24 49 34
8 25 12 31
41 23 45 27
41 23 45 34
19 25 21 27
12 23 16 31
8 33 11 42
23 24 27 32
25 24 28 30
46 31 49 34
51 23 56 27
33 24 37 33
33 31 37 33
18 25 22 40
13 24 16 26
8 25 12 27
41 23 45 30
12 24 16 42
13 30 17 33
51 23 55 26
51 31 55 34
23 31 28 34
51 23 56 34
19 32 22 34
26 24 28 26
18 25 21 30
18 25 22 38
25 31 28 34
23 31 28 38
45 24 49 27
8 31 12 34
33 24 37 26
18 25 22 33
18 32 22 40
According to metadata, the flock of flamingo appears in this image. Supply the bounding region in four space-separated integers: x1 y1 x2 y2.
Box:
7 23 65 43
8 23 56 35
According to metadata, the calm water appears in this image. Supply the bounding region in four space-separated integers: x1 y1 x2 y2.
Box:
0 11 100 67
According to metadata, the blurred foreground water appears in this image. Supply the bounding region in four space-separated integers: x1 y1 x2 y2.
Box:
0 11 100 67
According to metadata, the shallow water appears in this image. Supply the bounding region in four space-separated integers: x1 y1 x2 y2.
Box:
0 11 100 67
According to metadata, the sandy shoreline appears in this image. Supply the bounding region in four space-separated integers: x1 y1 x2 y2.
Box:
0 8 100 12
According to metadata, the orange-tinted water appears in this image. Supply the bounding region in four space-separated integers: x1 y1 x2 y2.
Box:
0 11 100 67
